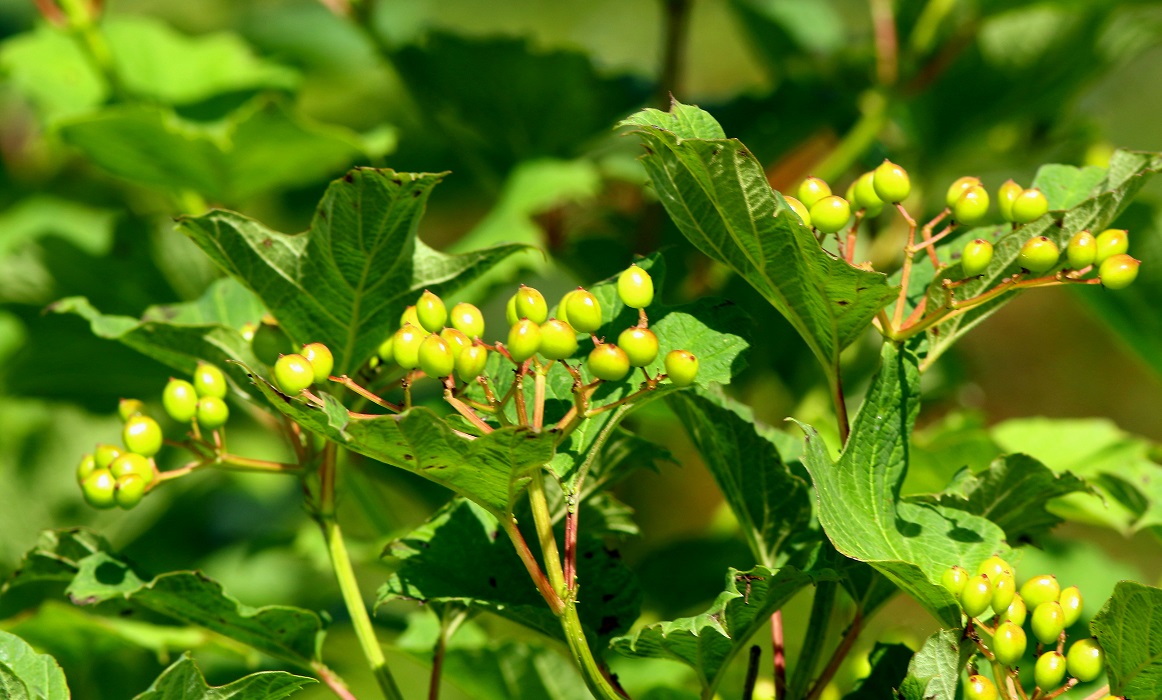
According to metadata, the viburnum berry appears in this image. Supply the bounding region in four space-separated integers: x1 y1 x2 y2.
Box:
962 239 994 277
400 305 421 328
392 324 427 369
76 454 97 483
618 264 654 309
505 295 519 326
1035 651 1067 690
449 302 485 339
1066 638 1105 682
110 452 155 486
946 176 982 208
665 349 699 387
415 290 447 333
118 398 145 422
1094 228 1129 264
539 319 578 360
440 327 470 357
997 179 1023 222
809 195 851 234
1002 594 1027 627
1067 230 1097 269
274 354 315 394
993 621 1027 666
163 379 198 423
556 291 577 328
1099 254 1140 290
1059 586 1083 627
513 285 549 325
960 573 993 618
94 443 123 470
301 343 334 383
455 344 489 382
992 571 1016 614
82 469 117 509
115 474 147 510
588 343 631 381
618 327 659 367
852 171 885 215
1020 574 1061 610
1018 236 1060 274
1011 188 1049 224
418 334 455 378
965 674 998 700
252 318 293 366
954 185 990 225
1031 601 1066 645
123 415 163 457
196 396 229 430
565 289 603 334
783 195 812 228
797 176 831 208
942 565 969 597
507 319 541 363
193 362 228 400
872 159 911 203
977 555 1013 580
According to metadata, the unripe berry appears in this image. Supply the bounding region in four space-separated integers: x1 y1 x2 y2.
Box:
418 334 455 378
665 349 699 387
163 379 198 422
82 469 117 509
123 415 163 457
1067 230 1097 269
196 396 229 430
1035 651 1067 691
977 555 1013 580
440 327 470 356
1002 594 1028 627
274 354 315 394
852 171 885 214
960 573 993 618
110 452 155 486
400 305 421 328
252 318 293 366
449 302 485 339
115 473 146 510
962 239 994 277
797 176 831 208
1099 254 1140 290
512 285 549 325
455 344 489 382
872 159 911 203
993 621 1027 666
505 295 519 326
77 454 97 483
94 443 123 470
415 290 447 333
954 186 990 225
1066 638 1105 682
809 195 851 234
588 343 631 381
1031 601 1066 645
965 674 998 700
1011 188 1049 224
946 176 982 208
1018 236 1060 274
193 362 228 399
992 571 1016 615
507 319 541 363
376 336 395 365
556 291 577 328
1094 228 1129 264
392 324 427 369
783 195 812 228
1020 574 1061 610
565 289 603 334
941 565 969 597
539 319 578 360
618 264 655 309
997 179 1022 221
118 398 146 422
1059 586 1083 627
301 343 333 384
618 327 659 367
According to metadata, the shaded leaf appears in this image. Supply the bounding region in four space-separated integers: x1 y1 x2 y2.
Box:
897 629 963 700
841 643 913 700
0 630 69 700
133 654 314 700
1091 580 1162 697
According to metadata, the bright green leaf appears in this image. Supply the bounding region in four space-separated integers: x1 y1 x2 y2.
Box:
897 629 963 700
0 630 69 700
1091 581 1162 697
133 653 314 700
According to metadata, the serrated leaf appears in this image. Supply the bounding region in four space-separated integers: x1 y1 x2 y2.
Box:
841 643 913 700
667 387 811 567
619 100 896 390
1091 580 1162 697
377 499 640 649
897 629 963 700
796 342 1010 627
0 630 69 700
133 654 314 700
611 564 828 695
179 167 526 375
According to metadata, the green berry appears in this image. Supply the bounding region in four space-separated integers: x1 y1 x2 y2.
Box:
455 345 489 382
965 674 998 700
450 302 485 339
1099 254 1140 290
954 185 990 225
556 291 577 328
1066 230 1097 269
1018 236 1060 274
588 343 631 381
1066 638 1105 682
1003 594 1027 627
665 349 699 387
376 336 395 364
76 454 97 483
274 354 315 394
392 324 427 369
997 179 1023 222
539 319 578 360
797 176 831 208
941 565 969 597
507 319 541 363
94 443 123 470
946 176 982 208
960 573 994 618
118 398 146 422
123 415 163 457
505 295 519 326
784 195 812 228
993 621 1027 666
251 318 293 366
872 159 911 203
618 264 655 309
440 327 470 356
618 327 659 367
110 452 155 486
400 305 421 328
1094 228 1129 264
809 195 851 234
115 474 146 510
196 396 229 430
418 334 455 378
977 555 1012 580
1020 574 1061 610
962 239 994 277
1012 188 1049 224
1059 586 1083 627
1032 601 1066 645
193 362 228 400
852 171 885 214
513 285 549 325
301 343 333 383
565 289 603 334
992 571 1016 615
163 379 198 422
82 469 117 509
1035 651 1067 691
415 290 447 333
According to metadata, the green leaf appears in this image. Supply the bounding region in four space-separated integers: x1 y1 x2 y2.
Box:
0 630 69 700
796 342 1010 627
897 629 963 700
666 387 811 567
841 643 913 700
179 167 525 375
619 100 896 388
610 564 828 695
913 454 1091 545
378 499 640 648
133 654 314 700
1091 581 1162 697
437 642 588 700
1034 163 1108 211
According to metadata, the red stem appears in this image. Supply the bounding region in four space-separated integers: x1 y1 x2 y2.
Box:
772 611 787 700
564 508 578 591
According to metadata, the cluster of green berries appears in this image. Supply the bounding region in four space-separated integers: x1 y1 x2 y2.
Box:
942 556 1106 698
783 159 912 233
961 225 1139 289
272 343 334 395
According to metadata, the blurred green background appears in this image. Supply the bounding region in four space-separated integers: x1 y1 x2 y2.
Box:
4 0 1162 697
